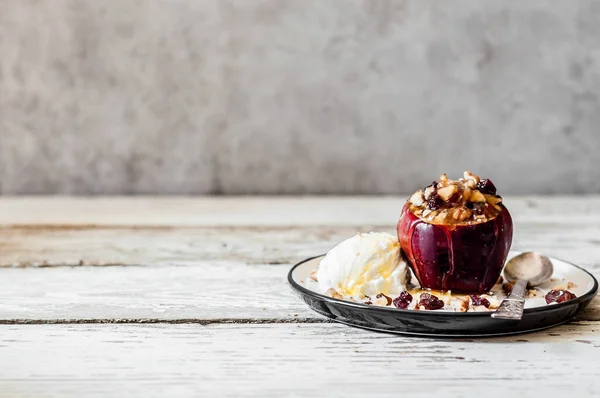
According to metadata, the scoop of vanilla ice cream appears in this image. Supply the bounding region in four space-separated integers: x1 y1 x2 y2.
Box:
317 232 410 298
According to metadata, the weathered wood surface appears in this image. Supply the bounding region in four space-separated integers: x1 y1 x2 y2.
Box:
1 196 599 226
0 260 598 323
0 323 600 397
2 222 600 267
0 197 599 397
1 323 599 398
0 262 600 323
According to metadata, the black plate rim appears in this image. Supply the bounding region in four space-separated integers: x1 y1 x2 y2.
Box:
332 317 572 338
288 254 599 318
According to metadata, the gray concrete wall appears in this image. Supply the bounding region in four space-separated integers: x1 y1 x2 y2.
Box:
1 0 599 195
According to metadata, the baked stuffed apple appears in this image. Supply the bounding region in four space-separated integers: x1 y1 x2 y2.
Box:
397 171 513 293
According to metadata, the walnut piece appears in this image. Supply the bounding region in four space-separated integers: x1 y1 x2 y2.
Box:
409 190 425 206
470 190 486 203
463 170 481 184
374 293 392 306
450 297 469 312
437 185 457 201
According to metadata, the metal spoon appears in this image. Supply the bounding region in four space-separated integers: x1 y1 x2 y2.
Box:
491 252 554 320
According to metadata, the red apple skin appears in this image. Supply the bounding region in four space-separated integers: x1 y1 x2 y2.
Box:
397 202 513 294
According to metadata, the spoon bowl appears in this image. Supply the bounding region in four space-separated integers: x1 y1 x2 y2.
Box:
504 251 554 286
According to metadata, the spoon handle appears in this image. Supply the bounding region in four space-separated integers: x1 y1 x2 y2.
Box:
491 279 527 320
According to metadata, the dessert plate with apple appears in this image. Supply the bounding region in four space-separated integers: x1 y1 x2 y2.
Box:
288 172 598 337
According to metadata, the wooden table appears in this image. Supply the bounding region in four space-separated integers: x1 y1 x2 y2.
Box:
0 196 599 397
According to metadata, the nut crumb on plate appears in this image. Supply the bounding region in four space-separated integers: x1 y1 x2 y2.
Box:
526 289 538 298
450 297 469 312
374 293 392 306
324 288 343 299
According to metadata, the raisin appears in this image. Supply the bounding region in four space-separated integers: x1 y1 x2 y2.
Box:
376 293 392 306
470 295 490 308
364 301 373 305
418 293 444 310
427 195 443 211
393 291 413 309
476 179 497 195
545 289 577 304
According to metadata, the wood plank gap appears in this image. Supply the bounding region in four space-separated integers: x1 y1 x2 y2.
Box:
0 318 332 325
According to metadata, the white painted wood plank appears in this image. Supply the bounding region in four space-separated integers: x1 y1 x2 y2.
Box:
0 261 598 322
0 323 599 398
2 222 600 268
0 225 367 267
0 196 599 226
0 262 316 321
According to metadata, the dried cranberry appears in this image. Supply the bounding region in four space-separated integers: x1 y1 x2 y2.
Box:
417 293 444 310
470 295 490 308
545 289 577 304
427 195 443 211
376 293 392 306
393 291 413 309
475 179 497 195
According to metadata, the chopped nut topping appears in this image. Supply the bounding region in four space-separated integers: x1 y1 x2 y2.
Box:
437 185 457 201
407 171 503 225
424 186 435 199
409 190 425 206
463 170 480 184
470 190 486 203
310 270 318 282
